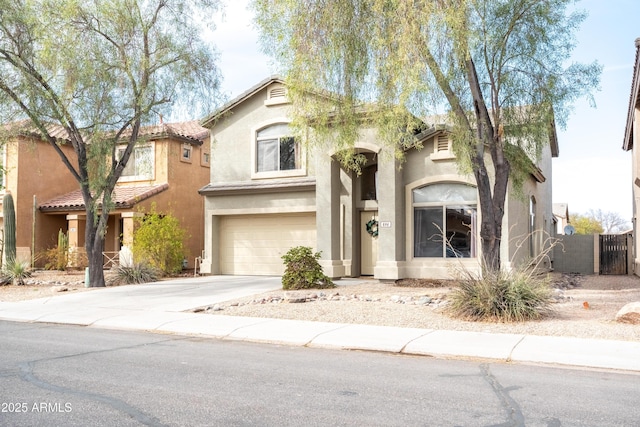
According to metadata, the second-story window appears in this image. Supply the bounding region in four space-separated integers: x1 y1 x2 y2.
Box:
118 144 154 181
181 144 192 162
256 123 300 173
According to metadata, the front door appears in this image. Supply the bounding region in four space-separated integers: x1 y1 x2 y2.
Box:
360 211 378 276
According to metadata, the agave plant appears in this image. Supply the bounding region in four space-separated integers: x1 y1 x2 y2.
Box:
2 258 32 286
106 262 160 286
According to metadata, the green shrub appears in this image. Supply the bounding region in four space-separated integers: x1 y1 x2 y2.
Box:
132 205 188 274
107 262 160 286
1 258 32 286
281 246 335 290
447 266 552 322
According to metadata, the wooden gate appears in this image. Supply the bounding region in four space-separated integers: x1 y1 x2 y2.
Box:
599 234 628 275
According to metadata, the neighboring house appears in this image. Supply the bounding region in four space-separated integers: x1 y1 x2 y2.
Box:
1 121 210 269
198 76 558 280
0 125 79 263
623 37 640 276
553 203 570 235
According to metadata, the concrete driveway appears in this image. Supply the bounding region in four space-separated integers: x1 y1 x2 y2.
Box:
0 275 282 323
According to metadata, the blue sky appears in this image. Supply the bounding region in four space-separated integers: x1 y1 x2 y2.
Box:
211 0 639 222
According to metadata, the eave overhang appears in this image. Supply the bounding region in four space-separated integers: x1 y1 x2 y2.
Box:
198 178 316 197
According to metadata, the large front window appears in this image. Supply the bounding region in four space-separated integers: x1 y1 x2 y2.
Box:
256 124 300 173
118 144 154 181
413 183 477 258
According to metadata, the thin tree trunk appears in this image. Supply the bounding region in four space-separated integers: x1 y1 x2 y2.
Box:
464 56 511 275
84 214 106 287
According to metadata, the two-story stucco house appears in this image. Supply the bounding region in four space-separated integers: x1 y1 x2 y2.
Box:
623 38 640 276
1 120 210 269
198 76 557 280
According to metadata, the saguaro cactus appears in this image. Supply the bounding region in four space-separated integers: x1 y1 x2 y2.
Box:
3 191 16 265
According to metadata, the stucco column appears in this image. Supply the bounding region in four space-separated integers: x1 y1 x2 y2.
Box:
316 153 345 278
374 153 405 280
66 214 84 268
119 212 143 267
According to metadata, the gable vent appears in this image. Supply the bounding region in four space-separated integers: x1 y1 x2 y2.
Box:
269 87 286 98
437 134 449 151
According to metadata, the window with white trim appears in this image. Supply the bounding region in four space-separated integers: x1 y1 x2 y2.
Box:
255 123 301 174
413 183 477 258
201 150 210 166
118 144 154 181
529 196 536 257
181 144 192 162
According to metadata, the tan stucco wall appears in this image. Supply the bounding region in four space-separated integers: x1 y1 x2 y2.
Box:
1 137 79 263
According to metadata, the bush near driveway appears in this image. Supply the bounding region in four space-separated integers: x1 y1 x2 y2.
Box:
281 246 335 290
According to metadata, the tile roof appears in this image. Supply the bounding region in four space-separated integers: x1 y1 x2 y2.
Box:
1 120 71 141
3 120 208 145
39 183 169 212
123 120 209 144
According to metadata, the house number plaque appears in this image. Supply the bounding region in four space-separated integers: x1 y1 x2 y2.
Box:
379 221 392 228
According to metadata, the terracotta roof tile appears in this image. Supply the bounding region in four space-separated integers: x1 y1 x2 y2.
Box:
124 120 209 143
39 183 169 212
3 120 208 144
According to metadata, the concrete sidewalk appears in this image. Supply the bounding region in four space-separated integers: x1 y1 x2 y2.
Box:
1 275 639 373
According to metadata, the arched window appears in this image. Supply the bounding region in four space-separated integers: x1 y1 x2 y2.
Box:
413 183 477 258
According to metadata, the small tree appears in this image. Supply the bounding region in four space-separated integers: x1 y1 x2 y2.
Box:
253 0 601 275
586 209 630 234
571 213 604 235
132 206 188 275
0 0 222 286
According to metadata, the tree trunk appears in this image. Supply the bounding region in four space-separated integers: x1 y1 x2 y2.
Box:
84 215 106 288
464 56 511 276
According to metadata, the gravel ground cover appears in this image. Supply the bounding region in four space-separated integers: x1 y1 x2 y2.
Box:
1 270 639 342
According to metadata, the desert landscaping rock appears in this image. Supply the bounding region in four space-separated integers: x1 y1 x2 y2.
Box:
2 271 640 342
206 274 640 342
616 302 640 324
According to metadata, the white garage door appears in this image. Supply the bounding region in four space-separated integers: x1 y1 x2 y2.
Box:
220 213 317 275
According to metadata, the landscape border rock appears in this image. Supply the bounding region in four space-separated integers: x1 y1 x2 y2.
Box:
616 302 640 324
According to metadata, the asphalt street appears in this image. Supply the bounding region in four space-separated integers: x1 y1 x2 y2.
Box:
2 321 640 426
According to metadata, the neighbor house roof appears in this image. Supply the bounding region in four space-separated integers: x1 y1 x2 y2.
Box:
3 120 208 145
553 203 569 222
623 38 640 151
122 120 208 145
39 183 169 212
